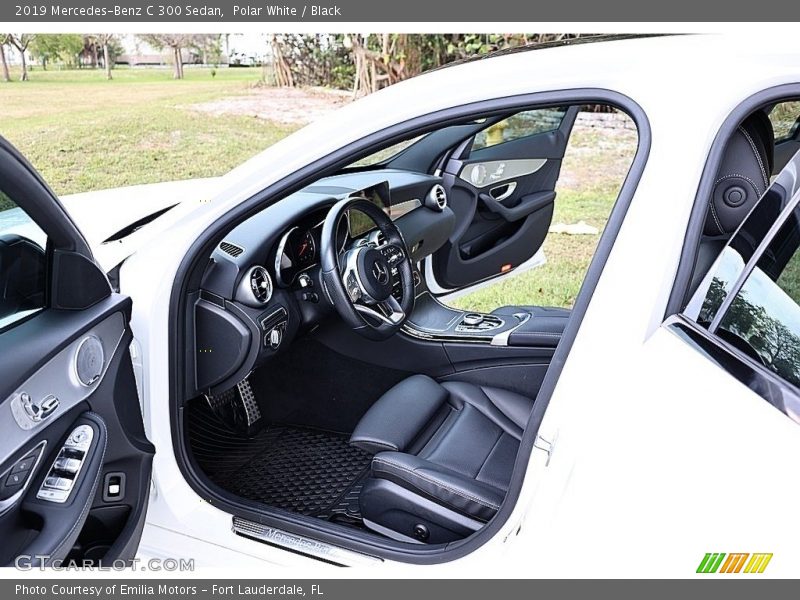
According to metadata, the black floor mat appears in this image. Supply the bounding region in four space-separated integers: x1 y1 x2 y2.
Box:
187 399 372 521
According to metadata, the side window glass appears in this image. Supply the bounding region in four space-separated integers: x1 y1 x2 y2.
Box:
470 107 567 152
717 204 800 386
685 157 800 325
769 101 800 142
0 189 47 329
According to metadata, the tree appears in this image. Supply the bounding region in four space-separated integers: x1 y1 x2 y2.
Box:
138 34 190 79
29 34 83 69
83 35 99 68
0 35 10 82
196 34 223 67
270 34 294 87
95 33 116 80
7 34 35 81
138 34 218 79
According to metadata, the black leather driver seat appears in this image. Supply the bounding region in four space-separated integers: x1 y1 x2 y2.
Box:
350 374 534 543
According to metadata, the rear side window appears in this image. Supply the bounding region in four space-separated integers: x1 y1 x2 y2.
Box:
0 189 47 330
470 107 568 152
716 205 800 386
683 148 800 398
769 101 800 142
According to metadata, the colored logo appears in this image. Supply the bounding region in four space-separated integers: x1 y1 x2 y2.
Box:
696 553 772 574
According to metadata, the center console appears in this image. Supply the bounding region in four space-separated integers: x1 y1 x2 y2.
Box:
402 292 532 346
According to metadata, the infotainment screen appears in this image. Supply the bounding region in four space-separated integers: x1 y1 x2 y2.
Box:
348 181 392 237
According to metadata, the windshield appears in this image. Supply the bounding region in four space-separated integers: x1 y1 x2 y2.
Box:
0 190 46 249
349 134 428 168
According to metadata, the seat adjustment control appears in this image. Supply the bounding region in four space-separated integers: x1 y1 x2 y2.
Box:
0 443 46 504
11 392 60 429
37 424 94 504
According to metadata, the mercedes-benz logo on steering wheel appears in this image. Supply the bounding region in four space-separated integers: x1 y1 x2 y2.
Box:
372 260 389 284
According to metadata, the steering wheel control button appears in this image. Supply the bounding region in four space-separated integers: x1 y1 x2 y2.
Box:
38 424 93 503
347 277 361 301
380 245 404 266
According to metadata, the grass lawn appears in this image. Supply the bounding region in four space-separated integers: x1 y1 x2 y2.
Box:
0 67 297 195
0 67 637 310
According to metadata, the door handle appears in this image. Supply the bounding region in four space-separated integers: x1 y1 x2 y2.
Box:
489 182 517 201
478 190 556 222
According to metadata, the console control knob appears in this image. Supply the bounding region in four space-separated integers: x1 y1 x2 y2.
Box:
463 313 485 326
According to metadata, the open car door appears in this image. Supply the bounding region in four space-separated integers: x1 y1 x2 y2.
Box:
0 137 154 567
428 106 578 291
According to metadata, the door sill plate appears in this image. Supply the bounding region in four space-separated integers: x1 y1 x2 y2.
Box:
232 517 382 566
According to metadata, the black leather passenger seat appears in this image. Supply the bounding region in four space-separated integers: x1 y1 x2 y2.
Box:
350 374 534 543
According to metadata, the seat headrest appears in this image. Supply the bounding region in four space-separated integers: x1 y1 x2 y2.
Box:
705 111 774 236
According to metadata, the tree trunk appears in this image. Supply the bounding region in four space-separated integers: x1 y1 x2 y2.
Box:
0 43 8 82
173 46 182 79
270 36 294 87
20 50 28 81
103 42 112 80
92 43 99 68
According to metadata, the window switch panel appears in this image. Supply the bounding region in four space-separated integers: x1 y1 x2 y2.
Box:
37 425 93 504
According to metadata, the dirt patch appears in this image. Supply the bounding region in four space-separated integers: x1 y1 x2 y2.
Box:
183 86 352 125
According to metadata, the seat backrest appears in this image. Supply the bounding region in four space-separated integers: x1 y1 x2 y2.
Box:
688 111 775 297
704 111 774 236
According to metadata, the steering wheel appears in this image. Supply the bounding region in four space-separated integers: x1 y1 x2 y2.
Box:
320 197 415 341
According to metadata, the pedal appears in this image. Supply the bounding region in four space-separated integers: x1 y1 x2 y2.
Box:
206 387 236 411
236 379 262 431
205 378 262 434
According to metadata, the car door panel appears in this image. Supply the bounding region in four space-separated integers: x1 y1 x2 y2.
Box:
0 138 153 567
0 296 153 566
432 106 578 290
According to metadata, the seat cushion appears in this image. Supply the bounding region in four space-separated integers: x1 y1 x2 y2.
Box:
350 375 535 522
350 374 449 455
371 452 505 522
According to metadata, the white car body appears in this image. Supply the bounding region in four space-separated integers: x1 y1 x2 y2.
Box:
51 35 800 575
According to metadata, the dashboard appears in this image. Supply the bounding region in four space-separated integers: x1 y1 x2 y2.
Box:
274 220 323 288
191 169 456 396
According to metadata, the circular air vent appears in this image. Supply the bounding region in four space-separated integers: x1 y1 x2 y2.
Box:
425 184 448 211
75 336 104 387
238 266 273 306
